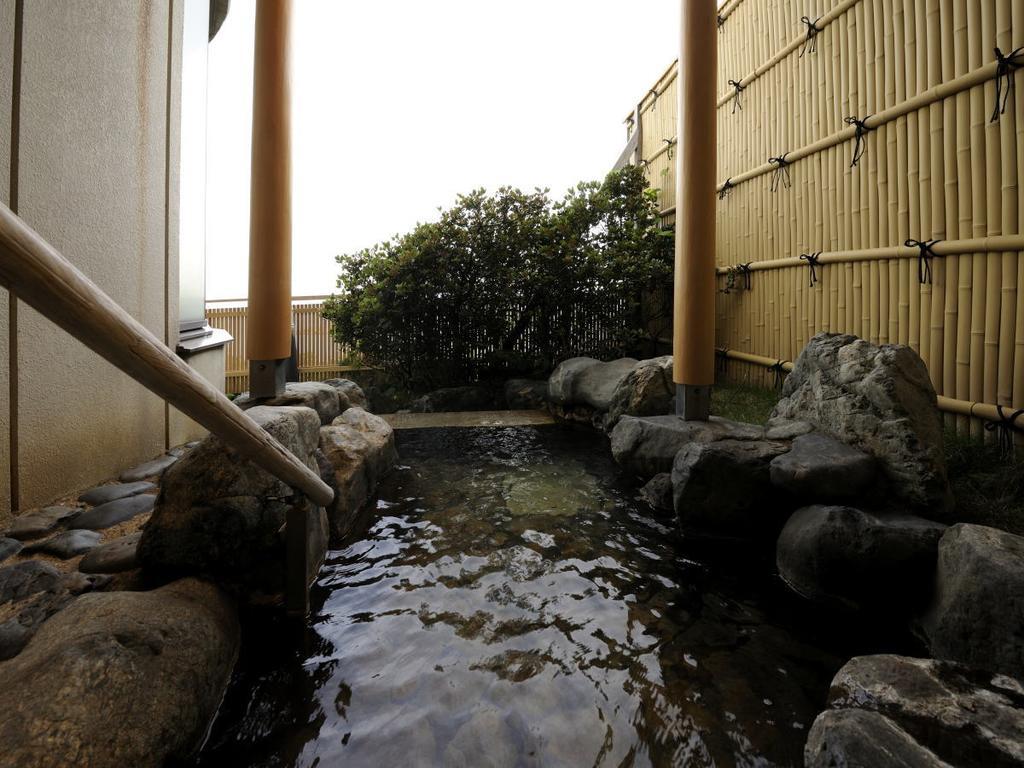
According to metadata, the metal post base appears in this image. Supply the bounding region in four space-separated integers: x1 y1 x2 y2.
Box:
676 383 712 421
250 358 288 398
285 501 311 617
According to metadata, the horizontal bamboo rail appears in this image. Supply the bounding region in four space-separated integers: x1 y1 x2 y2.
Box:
0 202 334 506
713 55 1013 192
715 235 1024 274
716 348 1024 430
715 0 863 108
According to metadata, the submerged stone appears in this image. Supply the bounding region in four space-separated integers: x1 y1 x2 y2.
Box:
72 494 155 530
78 481 155 506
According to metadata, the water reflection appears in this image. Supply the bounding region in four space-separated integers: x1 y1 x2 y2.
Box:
195 426 859 767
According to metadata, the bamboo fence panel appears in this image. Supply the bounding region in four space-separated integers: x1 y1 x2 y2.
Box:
628 0 1023 435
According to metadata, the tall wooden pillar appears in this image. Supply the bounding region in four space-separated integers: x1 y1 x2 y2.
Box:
673 0 718 420
247 0 293 397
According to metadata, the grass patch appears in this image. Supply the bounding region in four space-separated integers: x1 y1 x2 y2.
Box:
711 382 780 426
944 429 1024 536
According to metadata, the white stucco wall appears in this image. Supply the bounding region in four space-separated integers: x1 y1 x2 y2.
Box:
1 1 184 511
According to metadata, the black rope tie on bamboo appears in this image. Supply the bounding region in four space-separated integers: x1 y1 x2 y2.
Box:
769 360 789 390
991 47 1023 123
799 16 821 57
844 116 873 167
729 79 746 113
738 262 753 290
906 238 940 284
983 405 1024 459
717 14 726 32
769 154 791 192
718 178 735 200
800 252 822 287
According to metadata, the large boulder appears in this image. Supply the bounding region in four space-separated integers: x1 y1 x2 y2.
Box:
611 415 764 479
769 432 876 501
604 356 674 428
672 439 790 538
138 406 328 597
771 333 949 510
323 378 369 409
234 382 343 425
0 578 239 767
547 357 600 405
503 379 548 410
318 407 398 539
776 505 946 608
923 524 1024 680
407 386 498 413
806 709 952 768
813 654 1024 768
573 358 639 411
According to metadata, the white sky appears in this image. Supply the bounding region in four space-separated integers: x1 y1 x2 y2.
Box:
205 1 679 300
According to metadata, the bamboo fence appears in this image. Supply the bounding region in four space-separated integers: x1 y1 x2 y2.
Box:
626 0 1024 435
207 299 359 393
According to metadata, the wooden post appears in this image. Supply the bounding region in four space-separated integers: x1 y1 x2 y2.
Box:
247 0 293 397
674 0 718 419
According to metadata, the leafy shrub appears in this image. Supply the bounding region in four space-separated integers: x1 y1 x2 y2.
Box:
322 166 672 389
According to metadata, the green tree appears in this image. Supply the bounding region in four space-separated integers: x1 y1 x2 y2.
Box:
323 166 671 390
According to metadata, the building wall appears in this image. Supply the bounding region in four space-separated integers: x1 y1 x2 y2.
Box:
0 0 185 513
0 0 13 521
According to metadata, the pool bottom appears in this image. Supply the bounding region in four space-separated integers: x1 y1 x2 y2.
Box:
190 425 919 768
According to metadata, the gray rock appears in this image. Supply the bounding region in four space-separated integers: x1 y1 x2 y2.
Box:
0 561 62 605
605 356 674 428
0 538 22 564
78 481 155 506
78 532 141 574
323 378 369 409
0 621 35 662
504 378 548 410
119 454 178 482
776 506 946 607
572 358 640 411
547 357 599 405
611 415 765 479
924 524 1024 680
806 709 953 767
764 417 814 441
319 408 398 539
0 578 240 766
169 441 201 458
72 493 155 530
672 439 790 538
139 405 326 597
407 386 497 413
24 530 102 559
769 433 876 500
6 506 81 540
640 473 674 512
823 654 1024 768
234 381 343 425
771 333 949 510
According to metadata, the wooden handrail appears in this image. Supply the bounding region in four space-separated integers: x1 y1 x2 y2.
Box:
0 202 334 506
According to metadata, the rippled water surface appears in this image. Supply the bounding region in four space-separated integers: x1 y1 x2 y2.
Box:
195 426 863 767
